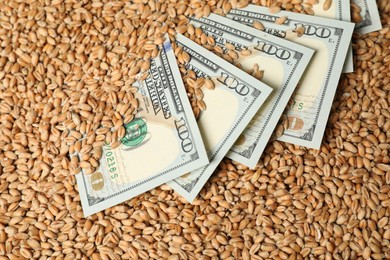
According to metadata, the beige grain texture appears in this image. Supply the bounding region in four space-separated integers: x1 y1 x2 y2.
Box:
0 0 389 260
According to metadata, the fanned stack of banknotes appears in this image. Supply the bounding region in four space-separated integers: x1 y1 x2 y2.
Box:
76 2 382 216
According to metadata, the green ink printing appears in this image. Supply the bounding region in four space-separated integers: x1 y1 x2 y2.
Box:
121 118 148 147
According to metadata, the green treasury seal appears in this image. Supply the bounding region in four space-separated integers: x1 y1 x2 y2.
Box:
121 118 148 148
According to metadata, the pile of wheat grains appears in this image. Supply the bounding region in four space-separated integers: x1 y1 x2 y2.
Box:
0 0 389 259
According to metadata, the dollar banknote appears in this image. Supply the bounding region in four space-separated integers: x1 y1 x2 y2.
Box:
227 5 354 149
167 34 272 202
311 0 354 73
76 39 209 216
188 14 314 168
352 0 382 34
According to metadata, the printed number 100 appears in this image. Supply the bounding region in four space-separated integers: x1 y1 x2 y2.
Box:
175 118 194 153
218 72 250 96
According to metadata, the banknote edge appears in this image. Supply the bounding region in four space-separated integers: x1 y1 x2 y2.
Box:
76 38 210 216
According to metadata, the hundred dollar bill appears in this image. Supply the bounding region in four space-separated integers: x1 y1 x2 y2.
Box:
352 0 382 34
76 39 209 216
311 0 354 73
168 34 272 202
188 14 314 168
227 5 354 149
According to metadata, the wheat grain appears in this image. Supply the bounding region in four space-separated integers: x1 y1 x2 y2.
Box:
0 1 389 260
